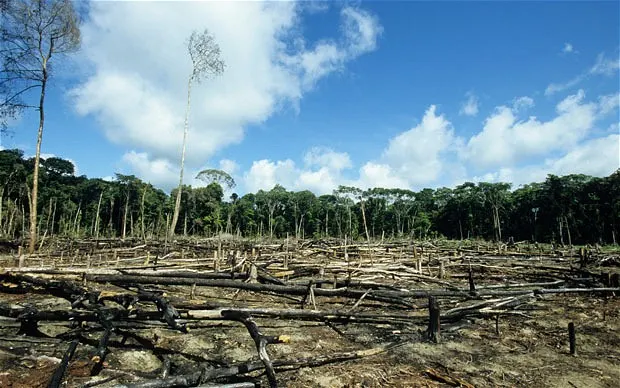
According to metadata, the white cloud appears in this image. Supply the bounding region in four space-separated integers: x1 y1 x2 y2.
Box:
244 159 297 193
512 96 535 112
562 42 577 54
122 151 181 189
459 92 479 116
69 2 382 186
377 105 458 187
474 134 620 187
237 89 617 195
218 159 239 175
464 90 600 169
590 53 620 76
546 134 619 176
242 147 353 194
598 92 620 116
303 146 352 171
356 162 409 189
546 52 619 96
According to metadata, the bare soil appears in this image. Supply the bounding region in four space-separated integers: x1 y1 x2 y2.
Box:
0 238 618 387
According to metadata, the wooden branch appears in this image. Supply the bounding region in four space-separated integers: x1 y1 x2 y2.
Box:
47 339 79 388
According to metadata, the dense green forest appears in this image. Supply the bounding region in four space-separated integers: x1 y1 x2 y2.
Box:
1 148 619 245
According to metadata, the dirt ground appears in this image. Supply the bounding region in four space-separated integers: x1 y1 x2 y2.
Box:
0 240 618 387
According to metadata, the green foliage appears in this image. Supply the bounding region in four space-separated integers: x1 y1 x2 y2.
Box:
1 149 619 244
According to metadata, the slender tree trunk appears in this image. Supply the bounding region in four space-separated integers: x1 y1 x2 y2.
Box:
130 211 134 238
496 207 502 241
325 209 328 237
268 206 275 240
94 191 103 239
16 202 23 240
122 193 129 240
169 75 194 239
25 181 32 239
140 186 146 241
183 212 188 237
43 198 52 238
564 216 572 247
50 198 56 237
73 203 81 237
348 206 352 237
360 199 372 263
108 198 114 237
28 74 48 254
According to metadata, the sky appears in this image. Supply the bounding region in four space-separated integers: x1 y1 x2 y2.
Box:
2 0 619 196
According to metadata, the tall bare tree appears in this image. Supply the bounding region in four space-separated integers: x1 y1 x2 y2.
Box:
169 29 225 240
0 0 80 253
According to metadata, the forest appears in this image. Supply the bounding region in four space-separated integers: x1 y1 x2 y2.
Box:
1 148 619 246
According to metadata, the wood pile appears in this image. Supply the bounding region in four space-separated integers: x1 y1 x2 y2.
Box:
0 238 618 387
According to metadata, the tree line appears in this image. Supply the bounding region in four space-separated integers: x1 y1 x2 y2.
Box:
1 148 619 245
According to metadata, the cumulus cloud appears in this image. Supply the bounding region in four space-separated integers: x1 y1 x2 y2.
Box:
243 147 353 194
303 146 352 171
69 2 382 189
121 150 222 191
238 89 617 194
377 105 458 186
218 159 239 175
546 52 619 96
472 134 619 187
356 162 409 189
244 159 297 193
459 92 479 117
464 90 602 169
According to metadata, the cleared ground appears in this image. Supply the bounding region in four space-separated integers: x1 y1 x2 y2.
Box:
0 238 618 387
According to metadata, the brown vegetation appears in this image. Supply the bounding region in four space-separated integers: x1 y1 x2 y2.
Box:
0 237 618 387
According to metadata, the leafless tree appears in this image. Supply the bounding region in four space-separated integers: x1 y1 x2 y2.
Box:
0 0 81 253
169 29 225 239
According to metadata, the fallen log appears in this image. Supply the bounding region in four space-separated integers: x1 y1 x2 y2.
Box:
111 343 397 388
85 274 417 307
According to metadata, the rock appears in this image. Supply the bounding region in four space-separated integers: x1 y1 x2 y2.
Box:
107 350 162 373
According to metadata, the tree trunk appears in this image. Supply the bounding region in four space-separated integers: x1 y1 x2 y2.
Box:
360 199 372 263
50 198 57 237
73 203 81 237
94 191 103 239
564 216 572 247
496 207 502 242
108 198 114 237
169 75 194 240
122 192 129 240
28 74 48 254
140 186 147 241
325 209 329 237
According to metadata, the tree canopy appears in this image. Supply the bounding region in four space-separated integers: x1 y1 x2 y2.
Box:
1 148 618 245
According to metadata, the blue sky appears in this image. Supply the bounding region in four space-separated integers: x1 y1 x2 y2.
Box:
2 0 619 195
